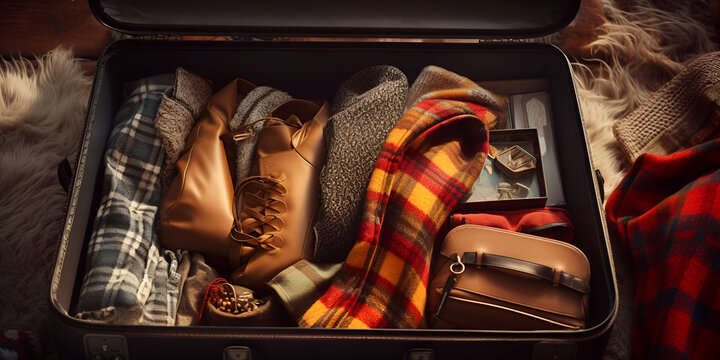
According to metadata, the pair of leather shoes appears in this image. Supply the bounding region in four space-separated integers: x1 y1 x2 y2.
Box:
226 100 330 290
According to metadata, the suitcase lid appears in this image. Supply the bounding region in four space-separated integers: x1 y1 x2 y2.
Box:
89 0 580 39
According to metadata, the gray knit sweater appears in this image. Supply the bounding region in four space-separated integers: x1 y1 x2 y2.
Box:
313 65 409 262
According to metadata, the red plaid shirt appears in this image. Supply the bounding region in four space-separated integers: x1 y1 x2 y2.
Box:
606 138 720 359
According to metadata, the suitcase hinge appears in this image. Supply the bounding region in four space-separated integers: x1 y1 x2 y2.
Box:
477 38 532 44
112 32 273 42
477 36 555 45
113 33 183 41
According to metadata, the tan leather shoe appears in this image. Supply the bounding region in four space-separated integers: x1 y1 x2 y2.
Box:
228 100 330 290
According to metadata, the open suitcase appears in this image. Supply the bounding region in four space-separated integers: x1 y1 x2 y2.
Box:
50 0 618 359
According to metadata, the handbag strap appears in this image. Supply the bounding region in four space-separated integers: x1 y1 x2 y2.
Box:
459 251 590 294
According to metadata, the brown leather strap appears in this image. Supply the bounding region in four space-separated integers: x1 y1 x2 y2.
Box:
460 251 590 294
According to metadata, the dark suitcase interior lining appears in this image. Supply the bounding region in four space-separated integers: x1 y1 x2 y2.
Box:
56 40 615 334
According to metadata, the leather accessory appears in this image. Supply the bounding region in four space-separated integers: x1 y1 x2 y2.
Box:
158 78 256 257
199 279 292 326
227 99 330 290
427 224 590 330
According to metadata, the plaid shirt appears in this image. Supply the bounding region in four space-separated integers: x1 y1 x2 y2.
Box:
301 90 499 328
606 138 720 359
75 75 182 325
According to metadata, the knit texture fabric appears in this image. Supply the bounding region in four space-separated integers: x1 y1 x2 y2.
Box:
174 251 220 326
314 65 408 262
300 66 504 328
154 67 212 193
613 52 720 162
606 138 720 360
227 86 291 183
267 260 343 321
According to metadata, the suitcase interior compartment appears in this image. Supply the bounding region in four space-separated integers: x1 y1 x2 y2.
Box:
51 40 616 359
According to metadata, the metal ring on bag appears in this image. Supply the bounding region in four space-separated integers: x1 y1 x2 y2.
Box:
450 254 465 275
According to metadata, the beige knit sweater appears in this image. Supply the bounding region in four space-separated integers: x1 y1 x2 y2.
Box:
614 52 720 162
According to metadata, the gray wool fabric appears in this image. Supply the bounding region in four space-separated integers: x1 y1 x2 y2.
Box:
174 251 220 326
313 65 409 262
154 67 213 193
228 86 292 183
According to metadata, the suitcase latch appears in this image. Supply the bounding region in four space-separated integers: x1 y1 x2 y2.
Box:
533 341 577 360
224 346 252 360
404 348 435 360
84 334 128 360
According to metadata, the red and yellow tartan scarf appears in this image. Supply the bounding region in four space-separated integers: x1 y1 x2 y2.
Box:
300 89 502 328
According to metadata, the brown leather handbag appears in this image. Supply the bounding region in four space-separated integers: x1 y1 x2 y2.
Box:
427 224 590 330
227 99 330 290
158 78 256 256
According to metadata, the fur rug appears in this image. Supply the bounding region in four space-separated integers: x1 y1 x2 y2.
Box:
569 0 718 200
0 48 90 358
560 1 717 359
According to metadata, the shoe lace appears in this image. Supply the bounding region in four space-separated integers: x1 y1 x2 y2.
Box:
230 175 287 251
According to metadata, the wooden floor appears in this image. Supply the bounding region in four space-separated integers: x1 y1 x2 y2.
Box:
0 0 111 59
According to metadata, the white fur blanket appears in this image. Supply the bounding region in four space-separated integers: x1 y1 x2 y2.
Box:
0 48 90 358
571 0 718 199
0 1 717 357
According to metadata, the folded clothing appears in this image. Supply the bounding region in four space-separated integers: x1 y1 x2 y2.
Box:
614 52 720 163
227 86 292 184
606 138 720 359
174 251 220 326
75 74 182 325
449 207 575 243
154 67 213 194
267 260 343 322
300 66 504 328
313 65 409 262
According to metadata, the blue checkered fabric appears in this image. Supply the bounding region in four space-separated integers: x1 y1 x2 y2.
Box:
75 74 182 325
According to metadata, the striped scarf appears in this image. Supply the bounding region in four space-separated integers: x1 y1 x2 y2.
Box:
300 88 501 328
